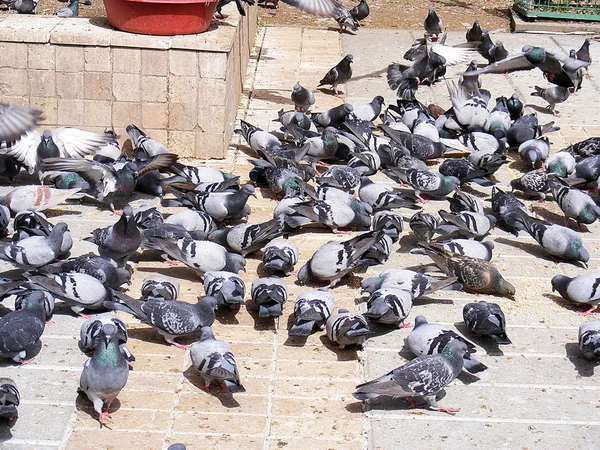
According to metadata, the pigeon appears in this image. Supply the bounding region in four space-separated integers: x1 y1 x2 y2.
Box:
125 124 169 158
143 232 246 276
25 272 115 315
352 96 385 122
438 159 492 186
459 60 482 95
0 154 22 180
41 153 178 213
78 321 130 426
361 269 457 298
326 309 370 348
289 288 335 336
424 7 442 39
509 170 554 200
316 165 361 190
133 205 164 230
531 85 570 116
506 114 558 149
465 20 484 42
463 302 511 345
548 178 600 228
551 273 600 315
349 0 369 25
574 153 600 184
250 276 288 318
0 291 49 364
166 162 231 185
419 242 516 298
348 150 381 176
215 0 255 18
491 186 529 236
190 326 245 393
297 230 382 287
358 176 420 211
385 168 460 202
104 295 218 348
311 103 354 129
436 210 496 240
363 287 413 327
353 339 468 415
318 54 354 97
488 96 512 141
42 255 131 290
409 211 439 242
203 271 246 309
168 184 255 222
579 320 600 360
0 103 42 142
406 315 487 374
141 275 180 301
6 127 113 177
55 0 78 16
165 209 216 234
209 218 283 256
84 205 142 266
1 185 80 214
262 240 299 275
478 33 508 64
78 314 134 362
12 210 72 255
0 222 68 268
0 378 19 427
507 93 524 120
446 80 489 131
512 211 589 265
291 82 315 112
372 210 404 242
544 150 576 177
439 239 494 262
447 190 484 215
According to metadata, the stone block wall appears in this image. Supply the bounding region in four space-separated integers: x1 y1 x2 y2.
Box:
0 6 257 158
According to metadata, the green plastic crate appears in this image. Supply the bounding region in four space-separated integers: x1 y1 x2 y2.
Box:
514 0 600 21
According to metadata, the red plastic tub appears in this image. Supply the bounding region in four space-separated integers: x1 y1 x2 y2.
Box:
103 0 219 35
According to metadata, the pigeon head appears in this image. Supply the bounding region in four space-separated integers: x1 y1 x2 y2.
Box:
199 326 215 342
101 323 117 347
224 253 246 273
414 315 428 327
207 229 228 247
292 82 302 92
241 184 256 198
360 276 382 294
115 268 132 286
497 278 516 299
581 205 600 225
373 96 385 106
551 275 570 298
344 54 354 63
15 290 54 318
441 339 469 361
569 49 576 58
296 263 310 285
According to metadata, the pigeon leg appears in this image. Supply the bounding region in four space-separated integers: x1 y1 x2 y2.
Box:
169 341 189 350
416 194 430 204
165 258 181 265
19 358 36 366
399 322 412 329
98 411 113 425
430 405 460 415
586 72 592 79
578 305 598 316
405 397 421 409
332 228 353 235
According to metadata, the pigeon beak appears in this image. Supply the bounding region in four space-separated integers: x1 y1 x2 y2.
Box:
104 334 112 348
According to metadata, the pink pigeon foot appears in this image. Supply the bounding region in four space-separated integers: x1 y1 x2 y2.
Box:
19 358 35 366
98 411 113 425
333 229 353 235
111 207 123 216
78 313 94 320
431 405 460 415
416 195 429 204
399 322 413 329
165 258 180 265
578 305 598 316
171 342 189 350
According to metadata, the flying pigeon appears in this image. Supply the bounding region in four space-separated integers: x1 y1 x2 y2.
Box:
125 124 169 158
0 103 42 142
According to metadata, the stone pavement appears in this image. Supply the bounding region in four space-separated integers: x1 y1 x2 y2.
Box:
2 24 600 450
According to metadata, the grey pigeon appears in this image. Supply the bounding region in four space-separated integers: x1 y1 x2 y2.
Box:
409 211 439 242
166 162 231 185
507 93 524 120
318 54 354 97
297 230 382 287
326 308 370 348
132 205 164 230
12 210 72 256
25 272 114 315
361 268 457 298
262 240 299 275
311 104 354 129
438 159 491 186
510 170 554 200
447 191 484 214
358 176 419 211
459 60 481 95
436 210 496 240
291 82 315 112
380 126 447 160
349 0 369 25
406 315 487 374
491 186 529 236
518 137 550 169
104 295 218 348
439 239 494 262
141 274 180 301
79 321 129 426
209 218 283 256
424 7 442 38
551 273 600 315
419 241 516 298
363 287 413 327
78 314 134 362
279 0 357 32
167 445 186 450
348 150 381 176
289 288 335 336
13 289 55 322
190 326 245 393
0 291 49 363
0 222 68 268
55 0 78 16
531 85 570 116
579 320 600 360
142 232 246 276
42 255 131 290
353 339 468 415
372 210 404 242
289 197 372 233
544 150 576 177
548 178 600 228
316 165 361 190
353 96 385 122
463 302 511 345
0 378 19 427
512 211 589 264
446 80 490 131
203 271 246 309
84 205 142 266
386 168 460 202
126 124 169 158
165 209 216 233
0 103 41 142
507 114 558 149
169 184 255 222
251 276 288 318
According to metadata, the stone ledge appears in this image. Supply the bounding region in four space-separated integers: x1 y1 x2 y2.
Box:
511 10 600 33
0 5 258 158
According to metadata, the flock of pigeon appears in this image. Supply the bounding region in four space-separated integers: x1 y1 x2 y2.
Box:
0 3 600 447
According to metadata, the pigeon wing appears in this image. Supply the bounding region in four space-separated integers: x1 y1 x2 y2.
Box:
279 0 343 18
3 130 41 173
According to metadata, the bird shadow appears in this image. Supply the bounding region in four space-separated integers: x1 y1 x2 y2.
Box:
526 104 554 116
126 327 197 348
493 236 553 261
135 264 202 282
215 306 242 325
360 320 404 339
319 335 360 361
282 314 310 346
565 342 599 377
250 89 292 106
243 299 279 331
453 321 504 356
182 366 242 407
349 390 449 412
325 26 357 35
542 292 591 315
351 67 387 82
75 392 122 426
